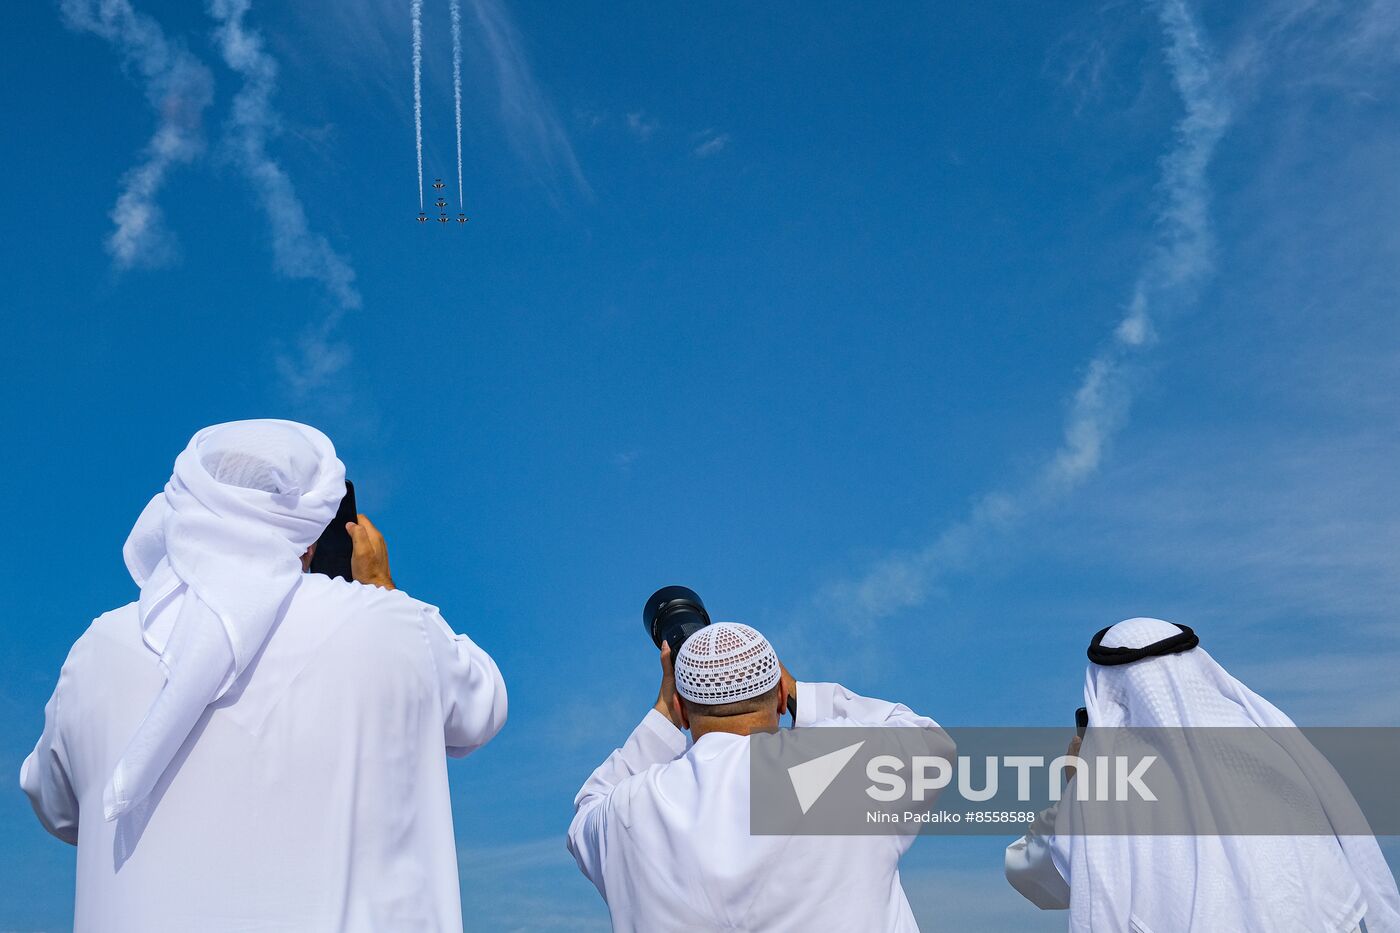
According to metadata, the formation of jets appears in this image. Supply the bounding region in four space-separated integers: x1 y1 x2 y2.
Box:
419 178 468 225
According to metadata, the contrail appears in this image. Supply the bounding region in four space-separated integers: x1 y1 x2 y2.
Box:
451 0 464 210
821 0 1231 632
207 0 361 400
59 0 213 269
412 0 424 212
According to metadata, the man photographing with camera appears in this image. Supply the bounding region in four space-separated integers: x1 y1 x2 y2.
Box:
567 588 951 932
21 419 508 933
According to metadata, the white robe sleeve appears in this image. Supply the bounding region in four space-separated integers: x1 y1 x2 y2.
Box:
1005 803 1070 909
795 680 941 730
796 680 955 859
567 710 689 898
20 665 80 846
419 607 508 757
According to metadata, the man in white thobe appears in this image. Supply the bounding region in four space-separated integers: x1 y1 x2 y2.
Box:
21 420 508 932
567 621 950 932
1005 617 1400 933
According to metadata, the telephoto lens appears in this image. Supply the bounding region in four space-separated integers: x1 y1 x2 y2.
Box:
643 586 712 654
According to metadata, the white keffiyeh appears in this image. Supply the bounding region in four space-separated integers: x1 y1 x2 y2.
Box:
105 420 345 820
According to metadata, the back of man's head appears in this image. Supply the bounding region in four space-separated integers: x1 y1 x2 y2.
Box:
673 623 786 736
108 419 346 821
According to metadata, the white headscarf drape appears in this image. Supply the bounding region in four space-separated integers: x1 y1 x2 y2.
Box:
1057 617 1400 932
105 420 345 820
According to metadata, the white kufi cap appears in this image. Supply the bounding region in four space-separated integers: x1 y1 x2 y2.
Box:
674 622 781 704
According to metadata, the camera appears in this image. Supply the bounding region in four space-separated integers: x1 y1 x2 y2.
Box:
643 585 712 653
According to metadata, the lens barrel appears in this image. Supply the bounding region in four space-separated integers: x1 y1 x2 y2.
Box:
643 585 712 653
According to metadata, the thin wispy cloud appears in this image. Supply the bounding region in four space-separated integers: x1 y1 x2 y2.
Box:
1238 0 1400 91
467 0 591 199
574 106 608 130
60 0 214 269
626 110 659 140
207 0 361 399
692 130 730 158
458 838 611 931
578 107 729 160
822 0 1231 631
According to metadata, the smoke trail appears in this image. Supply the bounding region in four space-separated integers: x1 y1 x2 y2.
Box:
823 0 1231 631
451 0 464 210
59 0 213 269
206 0 361 399
412 0 424 212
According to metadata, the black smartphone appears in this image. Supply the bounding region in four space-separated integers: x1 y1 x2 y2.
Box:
1075 706 1089 738
309 480 357 581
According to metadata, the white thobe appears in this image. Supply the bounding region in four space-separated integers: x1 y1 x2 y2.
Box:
568 682 946 932
21 573 508 933
1005 803 1368 933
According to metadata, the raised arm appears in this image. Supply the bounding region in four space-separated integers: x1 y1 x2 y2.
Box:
790 674 955 861
795 680 941 730
420 607 508 757
567 643 689 896
566 709 688 895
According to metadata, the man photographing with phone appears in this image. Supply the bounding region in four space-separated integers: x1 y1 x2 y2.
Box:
21 419 508 933
305 480 394 591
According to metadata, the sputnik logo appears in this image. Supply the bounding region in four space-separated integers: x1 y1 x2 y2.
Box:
787 741 865 814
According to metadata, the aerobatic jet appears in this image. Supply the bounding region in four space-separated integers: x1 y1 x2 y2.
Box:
437 213 449 223
417 211 428 223
456 213 468 224
432 178 446 189
435 197 448 209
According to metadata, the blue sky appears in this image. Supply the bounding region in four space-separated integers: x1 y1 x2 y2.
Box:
3 0 1399 929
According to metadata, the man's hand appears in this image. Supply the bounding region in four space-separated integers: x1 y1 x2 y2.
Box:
653 641 683 729
1063 733 1083 784
347 514 395 590
780 662 797 721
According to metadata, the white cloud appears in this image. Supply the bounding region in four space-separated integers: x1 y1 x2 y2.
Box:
458 838 611 932
693 131 730 158
575 106 608 130
1236 650 1400 726
206 0 360 400
819 0 1230 632
60 0 213 269
626 111 658 140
